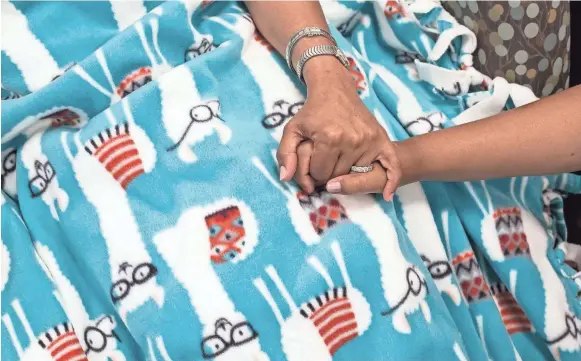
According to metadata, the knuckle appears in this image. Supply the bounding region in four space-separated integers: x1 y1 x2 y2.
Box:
369 130 381 143
282 122 296 136
285 120 302 134
321 127 343 144
349 132 365 147
356 177 368 189
355 178 370 193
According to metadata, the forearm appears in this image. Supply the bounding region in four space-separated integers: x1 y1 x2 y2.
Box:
244 1 352 89
398 85 581 183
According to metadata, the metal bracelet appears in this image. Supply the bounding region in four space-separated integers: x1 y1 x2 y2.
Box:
285 27 336 73
295 44 350 83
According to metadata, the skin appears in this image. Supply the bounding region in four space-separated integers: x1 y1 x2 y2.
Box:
323 85 581 195
245 1 401 200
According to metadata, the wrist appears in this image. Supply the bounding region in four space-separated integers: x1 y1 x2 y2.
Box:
290 35 334 68
394 139 424 185
290 37 352 89
302 55 353 90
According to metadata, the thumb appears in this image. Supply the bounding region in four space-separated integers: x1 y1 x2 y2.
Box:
376 145 402 202
277 123 304 181
325 163 387 195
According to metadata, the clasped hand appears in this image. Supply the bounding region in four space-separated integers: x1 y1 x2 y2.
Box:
276 60 401 200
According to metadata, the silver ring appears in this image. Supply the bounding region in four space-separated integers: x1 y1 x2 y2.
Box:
350 164 373 173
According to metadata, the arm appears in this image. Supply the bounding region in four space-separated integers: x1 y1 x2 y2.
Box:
402 85 581 182
326 85 581 194
245 1 401 198
244 1 342 85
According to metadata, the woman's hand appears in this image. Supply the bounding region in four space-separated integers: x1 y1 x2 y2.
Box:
325 160 390 195
277 57 402 200
295 140 401 199
323 140 413 196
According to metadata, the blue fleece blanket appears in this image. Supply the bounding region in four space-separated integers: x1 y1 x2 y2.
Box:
2 1 580 361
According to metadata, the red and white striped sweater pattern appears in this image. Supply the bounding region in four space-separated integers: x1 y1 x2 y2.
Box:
490 283 532 335
84 123 144 189
299 287 359 355
37 323 88 361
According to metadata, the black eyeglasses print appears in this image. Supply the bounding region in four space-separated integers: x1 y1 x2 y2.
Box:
546 314 581 345
261 101 304 129
404 116 441 133
381 267 428 316
184 38 216 61
110 263 158 303
421 256 452 280
2 149 17 176
166 102 223 152
28 160 56 198
201 321 258 359
84 315 120 355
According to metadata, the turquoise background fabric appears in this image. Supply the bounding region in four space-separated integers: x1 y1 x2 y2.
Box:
2 1 580 360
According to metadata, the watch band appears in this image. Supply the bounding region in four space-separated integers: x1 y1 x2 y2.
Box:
295 44 350 83
285 27 336 73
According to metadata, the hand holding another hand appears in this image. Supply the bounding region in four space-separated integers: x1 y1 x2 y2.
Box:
276 57 402 200
293 140 400 198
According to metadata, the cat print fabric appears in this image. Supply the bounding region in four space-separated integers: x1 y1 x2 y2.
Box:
2 1 580 361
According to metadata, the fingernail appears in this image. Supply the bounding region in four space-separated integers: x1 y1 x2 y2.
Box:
279 166 288 181
326 180 341 193
384 192 394 202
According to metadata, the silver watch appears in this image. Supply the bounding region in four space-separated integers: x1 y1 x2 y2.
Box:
285 27 336 73
295 44 350 83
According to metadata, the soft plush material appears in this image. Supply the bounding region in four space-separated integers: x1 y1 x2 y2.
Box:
1 1 580 361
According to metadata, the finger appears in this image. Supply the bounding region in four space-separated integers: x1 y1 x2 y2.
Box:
352 148 377 171
326 161 386 195
330 149 365 179
277 123 304 181
309 142 340 184
376 146 402 201
294 140 316 194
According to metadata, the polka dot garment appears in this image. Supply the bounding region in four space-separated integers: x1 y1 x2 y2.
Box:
444 0 570 97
